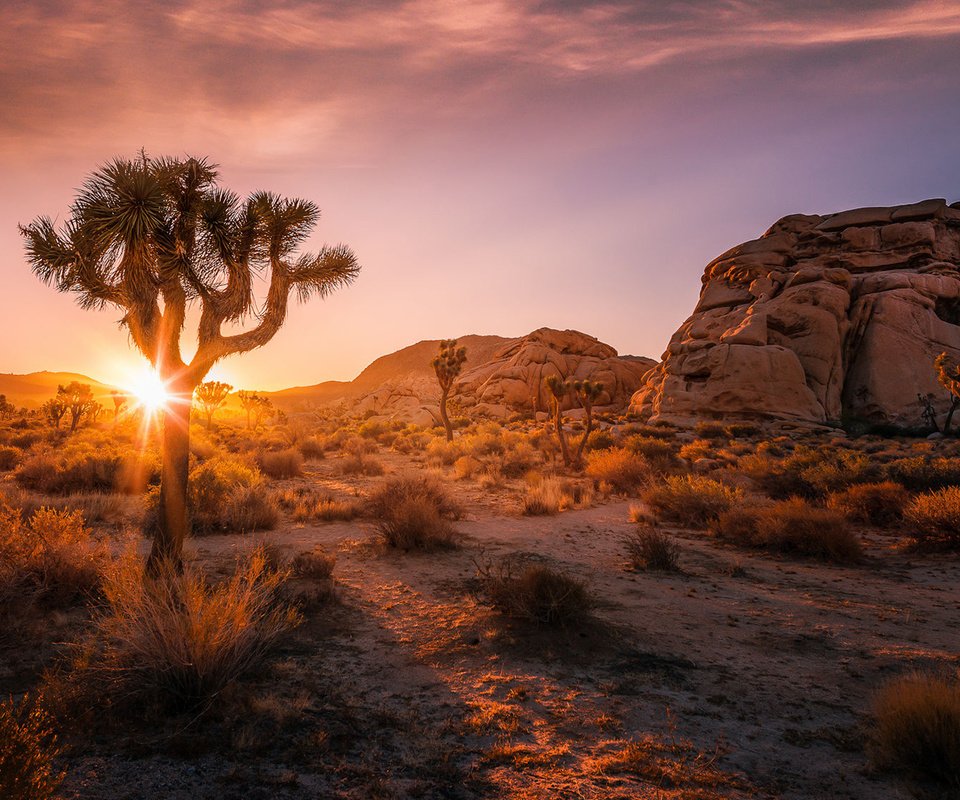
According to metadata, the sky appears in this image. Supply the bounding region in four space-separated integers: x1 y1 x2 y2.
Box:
2 0 960 391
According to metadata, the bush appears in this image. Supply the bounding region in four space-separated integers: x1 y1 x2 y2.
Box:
643 476 742 528
826 481 908 528
76 549 301 711
256 447 303 479
367 477 461 550
0 445 22 471
887 457 960 492
15 445 158 495
624 436 678 473
585 448 650 493
711 499 862 562
694 421 728 440
522 477 593 516
739 446 877 500
625 526 680 572
291 547 336 580
479 559 590 626
297 436 327 460
869 671 960 786
339 453 385 476
678 439 714 462
189 456 277 534
454 455 482 480
0 694 64 800
0 503 106 610
905 487 960 550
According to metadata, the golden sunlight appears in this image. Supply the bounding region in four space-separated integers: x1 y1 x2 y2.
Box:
127 368 170 413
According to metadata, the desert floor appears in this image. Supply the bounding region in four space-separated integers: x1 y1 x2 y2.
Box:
34 449 958 800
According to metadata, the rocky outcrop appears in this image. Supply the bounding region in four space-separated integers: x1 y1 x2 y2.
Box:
632 199 960 429
273 328 653 425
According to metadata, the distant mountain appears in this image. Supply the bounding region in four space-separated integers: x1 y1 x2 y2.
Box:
0 371 116 408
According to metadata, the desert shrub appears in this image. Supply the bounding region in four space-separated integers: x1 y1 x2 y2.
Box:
694 421 728 440
678 439 714 462
905 487 960 550
367 476 461 550
739 446 877 499
623 423 676 440
869 671 960 787
297 436 327 460
0 694 64 800
479 559 590 626
585 447 650 493
625 525 680 572
711 499 861 562
274 488 357 523
498 440 540 478
15 445 156 495
425 437 462 466
586 429 615 451
339 452 385 476
643 476 742 528
887 457 960 492
0 503 106 608
624 436 678 473
826 481 908 528
343 436 377 456
522 477 593 515
256 447 303 479
290 547 336 580
725 422 760 438
75 549 300 711
189 456 277 534
357 419 387 439
0 445 22 471
392 428 430 455
454 455 483 480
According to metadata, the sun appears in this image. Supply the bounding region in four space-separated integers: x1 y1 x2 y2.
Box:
128 369 171 413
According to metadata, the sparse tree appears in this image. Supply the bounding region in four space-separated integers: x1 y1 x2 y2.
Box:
237 390 273 430
58 382 94 433
194 380 233 429
934 352 960 434
572 379 604 466
432 339 467 442
41 397 67 429
110 391 128 424
0 395 14 418
545 375 573 468
86 400 104 425
21 154 359 570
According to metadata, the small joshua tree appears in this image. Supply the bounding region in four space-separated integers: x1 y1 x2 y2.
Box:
21 154 359 570
934 352 960 434
237 391 273 430
86 400 104 425
432 339 467 442
110 391 128 425
572 379 604 466
195 380 233 429
0 395 14 418
42 397 67 429
545 375 573 467
58 382 94 433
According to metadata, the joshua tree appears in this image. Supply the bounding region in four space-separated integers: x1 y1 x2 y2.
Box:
572 379 604 466
935 352 960 434
86 400 104 425
58 382 94 433
0 395 14 418
194 380 233 429
544 374 573 467
432 339 467 442
237 390 274 430
21 154 359 570
110 391 128 424
41 397 67 429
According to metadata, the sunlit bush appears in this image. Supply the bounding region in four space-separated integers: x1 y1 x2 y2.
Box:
625 525 680 572
826 481 908 528
0 694 64 800
586 447 650 493
189 456 277 534
643 475 742 528
905 487 960 550
367 476 461 550
256 447 303 479
478 558 590 626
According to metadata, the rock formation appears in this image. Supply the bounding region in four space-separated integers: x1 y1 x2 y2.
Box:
272 328 653 425
632 199 960 429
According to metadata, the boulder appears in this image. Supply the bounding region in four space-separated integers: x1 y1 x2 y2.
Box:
633 198 960 429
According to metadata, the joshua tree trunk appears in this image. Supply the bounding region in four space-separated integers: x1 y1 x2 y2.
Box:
945 396 960 435
148 380 195 573
553 400 571 467
574 400 594 467
439 387 453 442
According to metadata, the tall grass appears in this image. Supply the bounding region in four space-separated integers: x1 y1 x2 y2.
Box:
367 476 461 550
0 694 64 800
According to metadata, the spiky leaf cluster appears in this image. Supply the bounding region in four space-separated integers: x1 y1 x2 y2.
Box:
433 339 467 392
935 352 960 397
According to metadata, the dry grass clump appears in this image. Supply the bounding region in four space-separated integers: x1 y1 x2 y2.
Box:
643 476 742 528
869 670 960 787
585 447 650 493
478 558 591 626
521 476 593 515
905 487 960 550
826 481 908 527
425 437 463 466
297 436 327 460
623 435 678 473
16 444 159 495
339 452 385 476
887 456 960 492
711 499 862 562
366 476 461 550
290 547 336 580
678 438 716 462
0 445 23 471
0 694 64 800
73 549 301 711
274 487 357 523
739 445 877 500
454 455 482 480
188 456 278 534
694 421 729 440
625 525 681 572
256 447 303 479
0 503 106 612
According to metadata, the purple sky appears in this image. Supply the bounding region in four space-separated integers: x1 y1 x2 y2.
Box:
3 0 960 390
